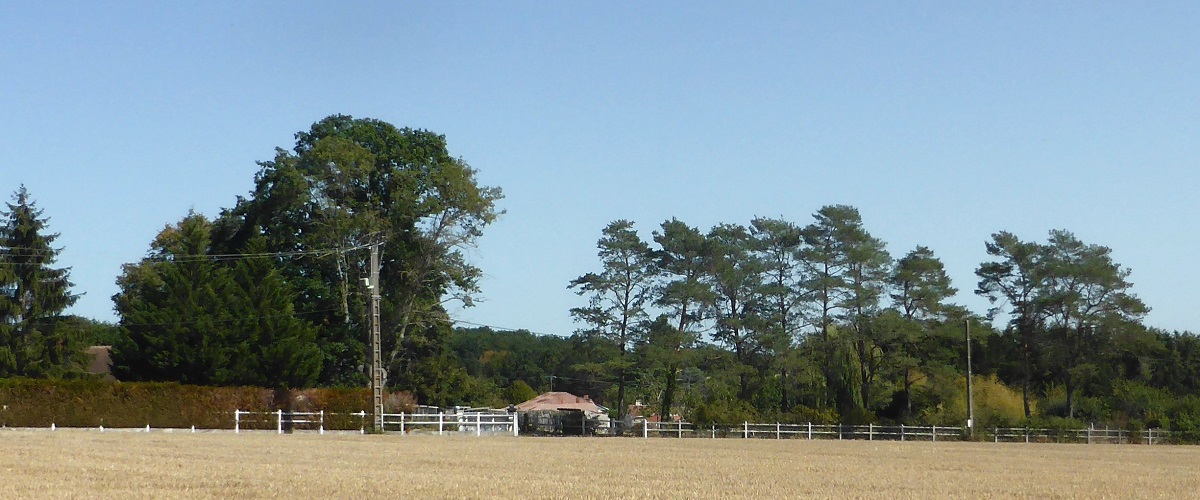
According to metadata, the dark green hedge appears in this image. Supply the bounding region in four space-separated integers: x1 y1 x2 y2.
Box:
0 378 400 430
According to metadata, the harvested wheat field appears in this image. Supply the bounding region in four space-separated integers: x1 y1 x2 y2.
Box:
2 429 1198 498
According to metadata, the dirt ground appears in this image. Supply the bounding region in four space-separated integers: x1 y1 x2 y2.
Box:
2 429 1197 498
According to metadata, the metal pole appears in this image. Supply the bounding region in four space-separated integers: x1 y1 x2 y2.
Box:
966 319 975 439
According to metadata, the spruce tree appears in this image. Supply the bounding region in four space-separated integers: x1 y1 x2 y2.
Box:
0 185 81 377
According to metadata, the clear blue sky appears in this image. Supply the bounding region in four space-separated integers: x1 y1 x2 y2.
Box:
4 2 1198 335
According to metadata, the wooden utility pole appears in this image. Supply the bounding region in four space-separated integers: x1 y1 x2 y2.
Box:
367 241 384 433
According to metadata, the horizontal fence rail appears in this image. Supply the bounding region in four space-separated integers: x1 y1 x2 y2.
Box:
643 422 963 442
640 421 1170 445
989 426 1169 445
381 412 518 436
3 410 1173 444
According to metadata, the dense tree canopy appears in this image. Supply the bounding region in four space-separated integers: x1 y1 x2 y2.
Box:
112 115 502 391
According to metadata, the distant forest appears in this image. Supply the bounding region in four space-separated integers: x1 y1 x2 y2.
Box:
2 115 1198 436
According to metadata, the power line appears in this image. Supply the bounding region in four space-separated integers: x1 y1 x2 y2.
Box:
117 307 342 328
0 244 372 265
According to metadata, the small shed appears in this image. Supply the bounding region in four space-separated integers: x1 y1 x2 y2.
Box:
515 392 610 435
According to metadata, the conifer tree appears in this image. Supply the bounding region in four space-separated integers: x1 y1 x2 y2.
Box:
0 185 82 377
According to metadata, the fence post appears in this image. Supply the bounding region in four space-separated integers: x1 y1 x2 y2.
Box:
869 423 874 441
678 422 683 439
513 413 519 437
643 420 648 439
712 425 716 439
776 422 781 440
277 410 283 434
477 413 482 437
438 413 444 436
901 423 905 442
744 421 749 439
235 410 240 433
319 411 325 435
1087 424 1092 445
932 425 936 442
807 422 812 440
838 424 843 440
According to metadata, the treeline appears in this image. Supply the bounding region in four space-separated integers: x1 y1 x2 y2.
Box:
439 210 1200 437
4 115 1200 436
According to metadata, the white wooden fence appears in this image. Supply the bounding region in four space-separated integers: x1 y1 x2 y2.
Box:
233 410 361 434
990 425 1169 444
231 410 518 436
381 412 518 436
644 422 960 442
642 421 1169 444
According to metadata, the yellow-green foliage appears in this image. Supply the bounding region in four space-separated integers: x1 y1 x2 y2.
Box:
919 373 1026 428
0 378 382 429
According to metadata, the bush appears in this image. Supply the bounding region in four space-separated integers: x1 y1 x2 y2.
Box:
918 374 1025 429
785 405 840 425
690 398 757 427
507 380 538 405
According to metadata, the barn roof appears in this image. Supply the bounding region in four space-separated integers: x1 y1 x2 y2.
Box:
515 392 605 413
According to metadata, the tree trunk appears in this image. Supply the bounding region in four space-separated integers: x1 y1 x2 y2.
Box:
903 367 913 420
779 366 789 414
1022 379 1031 419
616 369 627 424
1066 377 1075 420
660 364 677 421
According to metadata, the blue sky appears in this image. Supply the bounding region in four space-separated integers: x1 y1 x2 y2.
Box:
3 2 1198 335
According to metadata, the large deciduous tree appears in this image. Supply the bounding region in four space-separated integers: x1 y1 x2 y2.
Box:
216 115 502 389
0 186 82 377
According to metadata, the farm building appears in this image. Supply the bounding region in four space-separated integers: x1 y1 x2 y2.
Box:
515 392 611 435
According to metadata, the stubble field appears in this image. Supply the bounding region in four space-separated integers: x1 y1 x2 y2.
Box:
1 429 1197 498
